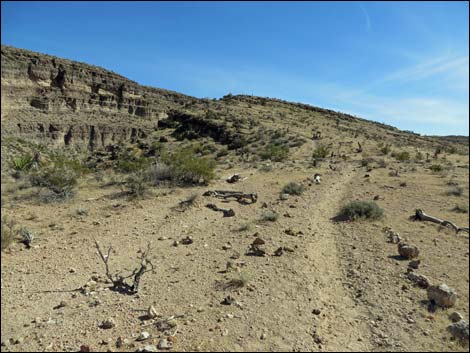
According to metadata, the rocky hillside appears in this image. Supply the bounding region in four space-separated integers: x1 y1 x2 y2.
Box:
1 45 468 155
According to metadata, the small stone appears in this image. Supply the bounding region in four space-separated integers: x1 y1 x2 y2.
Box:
449 312 464 323
221 295 236 305
312 309 321 315
157 338 172 350
136 331 150 341
69 268 76 273
181 236 193 245
447 320 469 342
115 337 129 348
140 344 158 352
427 284 457 308
79 345 91 352
260 333 267 340
408 259 421 269
280 193 289 200
398 242 419 259
100 318 116 329
407 272 430 289
147 305 159 319
222 243 232 250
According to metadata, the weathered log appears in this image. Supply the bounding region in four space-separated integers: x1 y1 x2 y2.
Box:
412 209 469 234
203 190 257 204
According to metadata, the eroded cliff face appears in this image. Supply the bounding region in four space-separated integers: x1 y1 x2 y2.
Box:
1 45 194 149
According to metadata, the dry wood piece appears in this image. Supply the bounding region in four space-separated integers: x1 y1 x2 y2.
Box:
206 203 235 217
412 209 469 234
94 239 155 294
203 190 257 204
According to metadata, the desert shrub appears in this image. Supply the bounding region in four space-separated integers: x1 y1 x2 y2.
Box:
380 145 391 155
312 145 329 159
125 172 148 198
216 147 229 158
261 210 279 222
115 148 151 173
430 164 443 172
1 216 17 251
451 204 468 213
415 151 424 161
360 159 369 167
235 222 252 232
10 154 34 172
145 162 172 185
259 163 273 172
260 144 289 162
30 164 78 198
282 182 305 195
338 201 384 221
163 147 216 185
395 151 410 162
447 186 463 197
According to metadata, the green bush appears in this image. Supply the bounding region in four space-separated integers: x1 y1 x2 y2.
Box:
380 145 391 155
395 151 410 162
282 182 305 195
260 144 289 162
163 147 216 185
338 201 384 221
115 149 151 173
312 145 329 159
430 164 443 172
125 172 148 198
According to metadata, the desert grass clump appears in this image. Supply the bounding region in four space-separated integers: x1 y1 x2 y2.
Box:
447 186 464 197
312 145 329 159
451 204 468 213
261 210 279 222
260 144 289 162
235 222 252 232
338 201 384 221
282 182 305 195
30 164 78 202
10 154 34 172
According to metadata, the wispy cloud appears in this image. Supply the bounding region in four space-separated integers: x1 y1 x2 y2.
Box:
358 3 371 32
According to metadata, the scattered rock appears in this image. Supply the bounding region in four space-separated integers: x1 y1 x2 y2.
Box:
260 333 267 340
222 243 232 250
115 337 129 348
447 320 469 342
312 309 321 315
221 295 236 305
139 344 158 352
136 331 150 341
407 272 430 289
408 259 420 269
147 305 160 319
157 338 172 350
274 247 284 256
449 312 464 323
427 284 457 308
398 242 419 259
100 318 116 329
79 345 91 352
181 236 193 245
280 193 289 200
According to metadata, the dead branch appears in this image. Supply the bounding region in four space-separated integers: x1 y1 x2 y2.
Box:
412 209 469 234
206 203 235 217
94 239 155 294
203 190 257 204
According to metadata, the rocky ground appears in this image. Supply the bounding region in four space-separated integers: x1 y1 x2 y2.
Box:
1 141 469 352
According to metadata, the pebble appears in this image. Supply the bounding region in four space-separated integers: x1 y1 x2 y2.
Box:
136 331 150 341
139 344 158 352
157 338 172 350
449 311 464 323
100 318 116 329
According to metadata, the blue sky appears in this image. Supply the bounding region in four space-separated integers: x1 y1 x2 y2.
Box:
2 1 468 135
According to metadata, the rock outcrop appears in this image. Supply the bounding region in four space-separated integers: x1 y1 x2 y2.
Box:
1 45 194 149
